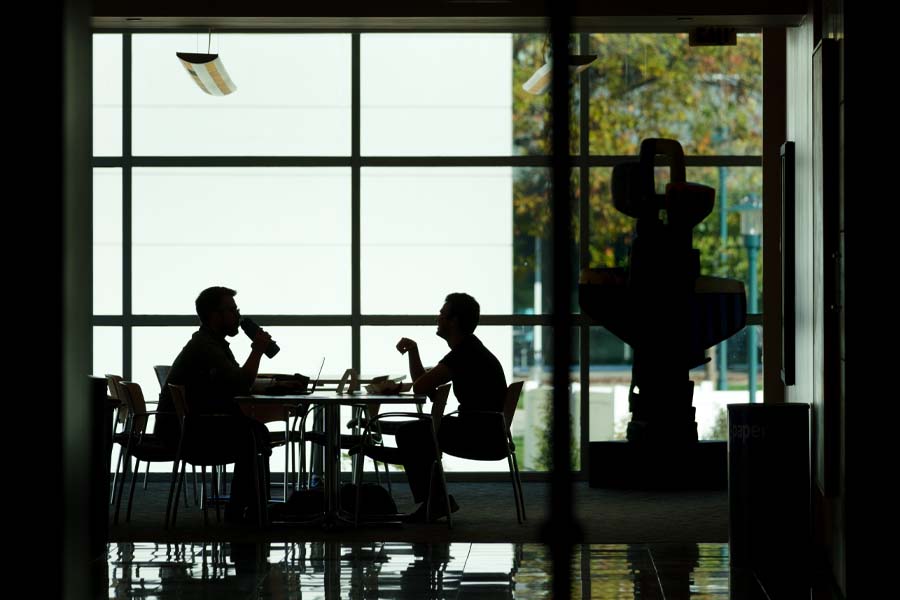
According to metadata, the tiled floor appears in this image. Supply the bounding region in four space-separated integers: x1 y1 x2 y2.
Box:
103 541 757 599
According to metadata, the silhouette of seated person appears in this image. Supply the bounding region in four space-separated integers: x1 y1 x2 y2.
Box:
394 292 507 522
156 285 274 523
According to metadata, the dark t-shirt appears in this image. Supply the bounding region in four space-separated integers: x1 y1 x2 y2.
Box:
439 334 507 413
155 326 254 445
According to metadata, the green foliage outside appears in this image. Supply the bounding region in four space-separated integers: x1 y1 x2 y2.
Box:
511 33 764 315
534 388 580 471
709 406 728 440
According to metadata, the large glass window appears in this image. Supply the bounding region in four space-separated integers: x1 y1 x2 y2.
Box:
361 34 513 156
131 167 351 315
93 31 763 472
361 167 513 314
131 34 352 156
93 34 122 156
93 168 122 315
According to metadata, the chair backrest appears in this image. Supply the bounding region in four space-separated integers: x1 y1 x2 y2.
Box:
117 381 149 433
153 365 171 390
429 383 452 431
502 381 524 428
166 383 246 467
105 374 122 398
105 374 127 423
167 383 188 421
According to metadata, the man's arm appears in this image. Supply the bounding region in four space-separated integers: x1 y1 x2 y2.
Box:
412 362 452 396
396 337 426 381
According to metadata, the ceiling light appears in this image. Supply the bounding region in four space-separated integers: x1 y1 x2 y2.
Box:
522 54 597 95
176 53 237 96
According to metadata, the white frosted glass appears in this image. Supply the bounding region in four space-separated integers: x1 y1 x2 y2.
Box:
93 34 122 156
131 168 350 314
225 326 352 381
132 34 351 156
94 168 122 314
362 34 513 156
362 168 513 314
131 327 197 399
93 327 122 379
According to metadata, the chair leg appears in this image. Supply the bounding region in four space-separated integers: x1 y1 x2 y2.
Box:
192 466 199 504
112 454 131 525
214 467 222 523
299 439 308 488
142 461 150 490
354 452 364 527
384 463 393 495
165 458 181 529
171 462 187 527
125 459 141 523
295 434 304 491
110 446 124 504
507 455 523 524
511 452 526 522
220 465 228 496
200 467 209 526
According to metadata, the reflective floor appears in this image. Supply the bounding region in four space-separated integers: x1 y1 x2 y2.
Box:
104 541 752 599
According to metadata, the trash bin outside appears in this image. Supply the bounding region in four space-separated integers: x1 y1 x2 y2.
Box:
728 403 810 595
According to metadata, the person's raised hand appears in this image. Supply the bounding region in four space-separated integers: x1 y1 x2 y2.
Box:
396 337 418 355
252 329 272 353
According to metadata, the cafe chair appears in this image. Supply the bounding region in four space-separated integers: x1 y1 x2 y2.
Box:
112 380 179 524
134 365 172 491
439 381 526 523
239 399 307 498
165 384 266 528
106 374 129 504
349 383 452 528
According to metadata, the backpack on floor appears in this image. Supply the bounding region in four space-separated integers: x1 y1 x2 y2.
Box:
340 483 398 515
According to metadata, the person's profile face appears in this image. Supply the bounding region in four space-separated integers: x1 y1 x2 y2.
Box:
217 297 241 337
436 302 452 340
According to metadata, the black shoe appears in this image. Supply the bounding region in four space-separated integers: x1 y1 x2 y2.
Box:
403 495 459 523
401 502 429 523
426 494 459 522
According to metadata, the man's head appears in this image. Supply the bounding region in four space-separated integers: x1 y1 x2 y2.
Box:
196 286 240 337
437 292 480 340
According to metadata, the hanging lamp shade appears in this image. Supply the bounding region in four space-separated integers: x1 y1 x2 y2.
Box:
522 54 597 95
176 52 237 96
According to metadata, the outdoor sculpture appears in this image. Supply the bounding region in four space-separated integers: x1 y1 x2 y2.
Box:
579 138 746 446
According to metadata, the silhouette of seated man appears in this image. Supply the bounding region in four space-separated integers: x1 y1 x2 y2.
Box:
394 292 507 522
156 285 274 523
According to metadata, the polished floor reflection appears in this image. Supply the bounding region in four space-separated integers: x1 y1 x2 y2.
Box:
105 541 740 599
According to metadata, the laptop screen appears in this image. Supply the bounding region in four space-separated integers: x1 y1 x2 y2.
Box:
312 356 325 385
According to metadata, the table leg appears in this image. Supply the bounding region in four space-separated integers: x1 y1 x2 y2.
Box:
324 401 338 525
284 408 290 501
